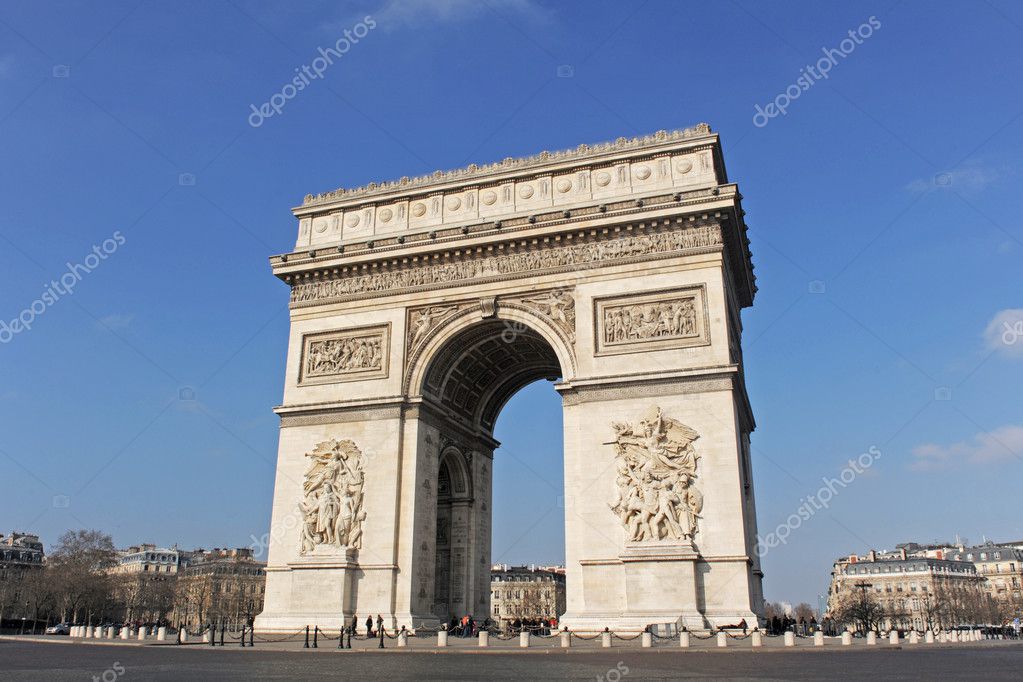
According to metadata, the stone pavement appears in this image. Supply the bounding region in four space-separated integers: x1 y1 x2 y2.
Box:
1 638 1021 681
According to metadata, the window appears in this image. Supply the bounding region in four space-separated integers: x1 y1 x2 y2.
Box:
494 605 500 615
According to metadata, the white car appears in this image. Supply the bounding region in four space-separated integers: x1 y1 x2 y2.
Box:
45 623 70 635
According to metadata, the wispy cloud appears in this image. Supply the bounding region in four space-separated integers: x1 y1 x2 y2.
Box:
97 314 133 331
984 308 1023 357
911 425 1023 471
906 159 1008 194
364 0 546 30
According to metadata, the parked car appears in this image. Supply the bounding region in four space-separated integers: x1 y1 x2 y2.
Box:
45 623 70 635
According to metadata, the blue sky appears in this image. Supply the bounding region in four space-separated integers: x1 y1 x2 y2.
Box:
1 1 1021 609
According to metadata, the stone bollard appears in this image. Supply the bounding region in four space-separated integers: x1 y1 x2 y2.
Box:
478 630 489 647
717 632 728 648
120 627 129 640
889 631 900 645
107 627 115 640
841 631 852 646
909 631 919 644
398 629 408 648
814 631 824 647
925 631 934 644
84 626 92 639
602 630 612 648
519 630 530 648
180 629 188 643
138 627 147 641
157 626 167 641
642 632 652 648
866 631 877 645
680 631 691 648
783 631 795 647
560 630 571 648
202 630 209 643
751 630 763 647
437 629 448 647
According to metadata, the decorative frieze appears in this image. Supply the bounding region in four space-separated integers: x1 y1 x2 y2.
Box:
608 407 703 543
300 439 367 553
291 224 722 306
504 289 576 342
594 285 710 356
299 324 389 384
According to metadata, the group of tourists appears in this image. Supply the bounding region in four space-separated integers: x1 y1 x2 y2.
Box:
349 614 385 638
766 615 821 636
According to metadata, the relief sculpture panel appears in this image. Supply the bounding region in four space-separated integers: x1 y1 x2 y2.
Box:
300 324 389 384
594 285 709 356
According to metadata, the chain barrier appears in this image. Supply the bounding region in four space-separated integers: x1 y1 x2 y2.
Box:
723 630 755 640
252 629 306 643
687 630 718 640
569 632 603 641
611 632 644 641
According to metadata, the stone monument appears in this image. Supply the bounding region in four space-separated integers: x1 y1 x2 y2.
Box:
254 124 763 632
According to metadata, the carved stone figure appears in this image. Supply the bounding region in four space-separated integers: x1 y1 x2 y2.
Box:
607 407 703 542
408 304 458 351
519 289 576 341
300 439 367 553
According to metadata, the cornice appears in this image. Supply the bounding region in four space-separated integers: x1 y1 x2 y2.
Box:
298 124 714 210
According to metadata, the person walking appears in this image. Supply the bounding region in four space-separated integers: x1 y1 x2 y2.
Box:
365 615 374 639
375 615 383 638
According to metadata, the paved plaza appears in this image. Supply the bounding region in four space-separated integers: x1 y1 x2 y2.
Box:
2 636 1021 680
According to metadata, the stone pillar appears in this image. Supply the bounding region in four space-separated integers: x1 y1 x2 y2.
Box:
814 631 824 646
478 630 489 647
642 632 652 648
716 632 727 647
751 630 763 647
783 631 795 647
909 631 919 644
602 630 612 648
437 629 448 647
841 631 852 646
560 630 571 648
925 630 934 644
519 630 530 648
680 631 691 648
180 629 188 643
138 628 147 641
107 627 115 639
889 630 899 645
157 626 167 641
120 627 129 640
866 631 877 645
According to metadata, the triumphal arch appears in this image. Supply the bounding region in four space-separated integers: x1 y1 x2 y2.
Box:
254 124 763 632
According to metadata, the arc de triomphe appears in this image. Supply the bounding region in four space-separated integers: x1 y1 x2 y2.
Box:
254 123 763 632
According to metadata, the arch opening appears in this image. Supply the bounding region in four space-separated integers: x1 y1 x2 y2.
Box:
421 319 565 624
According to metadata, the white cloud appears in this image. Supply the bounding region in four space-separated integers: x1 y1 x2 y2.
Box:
911 425 1023 471
906 159 1007 194
984 308 1023 357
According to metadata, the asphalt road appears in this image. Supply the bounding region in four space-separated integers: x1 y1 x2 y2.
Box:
2 639 1021 680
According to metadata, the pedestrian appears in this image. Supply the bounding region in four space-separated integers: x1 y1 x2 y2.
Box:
376 614 383 637
365 615 374 638
738 618 747 635
350 614 358 638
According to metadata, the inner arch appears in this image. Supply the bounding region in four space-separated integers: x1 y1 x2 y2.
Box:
422 320 563 433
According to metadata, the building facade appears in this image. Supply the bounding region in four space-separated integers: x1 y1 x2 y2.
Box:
827 548 984 631
490 565 566 627
173 548 266 630
947 542 1023 604
112 544 191 576
0 532 44 571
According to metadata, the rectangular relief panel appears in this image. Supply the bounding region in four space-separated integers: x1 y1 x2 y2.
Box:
593 285 710 356
299 323 390 385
